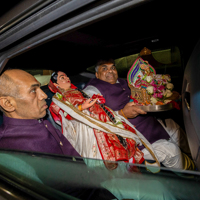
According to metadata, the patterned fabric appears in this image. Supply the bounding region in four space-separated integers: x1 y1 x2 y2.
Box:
127 57 156 86
49 86 145 165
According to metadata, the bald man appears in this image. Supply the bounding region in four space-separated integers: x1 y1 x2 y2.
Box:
0 69 119 199
0 69 80 156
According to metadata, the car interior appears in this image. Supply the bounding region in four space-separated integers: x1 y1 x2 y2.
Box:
0 0 200 199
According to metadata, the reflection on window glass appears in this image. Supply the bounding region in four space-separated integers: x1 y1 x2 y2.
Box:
0 150 200 200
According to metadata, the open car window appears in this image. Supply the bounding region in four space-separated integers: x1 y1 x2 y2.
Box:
0 149 200 200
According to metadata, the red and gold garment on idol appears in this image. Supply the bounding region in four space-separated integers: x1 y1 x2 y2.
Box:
48 80 145 167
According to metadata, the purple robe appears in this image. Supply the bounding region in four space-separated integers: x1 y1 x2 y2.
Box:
85 78 170 150
0 115 80 156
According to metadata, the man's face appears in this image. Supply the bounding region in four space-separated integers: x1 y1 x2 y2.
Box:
95 63 118 84
56 71 71 90
8 70 48 119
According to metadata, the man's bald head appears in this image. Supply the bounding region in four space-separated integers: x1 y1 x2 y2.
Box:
0 69 20 98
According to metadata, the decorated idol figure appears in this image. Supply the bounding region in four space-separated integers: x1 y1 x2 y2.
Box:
48 71 164 170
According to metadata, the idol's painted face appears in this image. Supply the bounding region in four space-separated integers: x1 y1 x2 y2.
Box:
56 71 71 90
95 63 118 84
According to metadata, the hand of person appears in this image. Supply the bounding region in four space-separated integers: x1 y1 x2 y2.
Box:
81 98 98 110
119 102 147 118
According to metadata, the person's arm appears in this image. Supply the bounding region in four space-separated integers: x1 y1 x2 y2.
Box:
118 102 147 119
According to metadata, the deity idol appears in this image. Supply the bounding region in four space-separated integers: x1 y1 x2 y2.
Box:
48 71 160 170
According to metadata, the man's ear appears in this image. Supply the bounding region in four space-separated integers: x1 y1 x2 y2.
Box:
0 96 16 112
95 72 99 79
